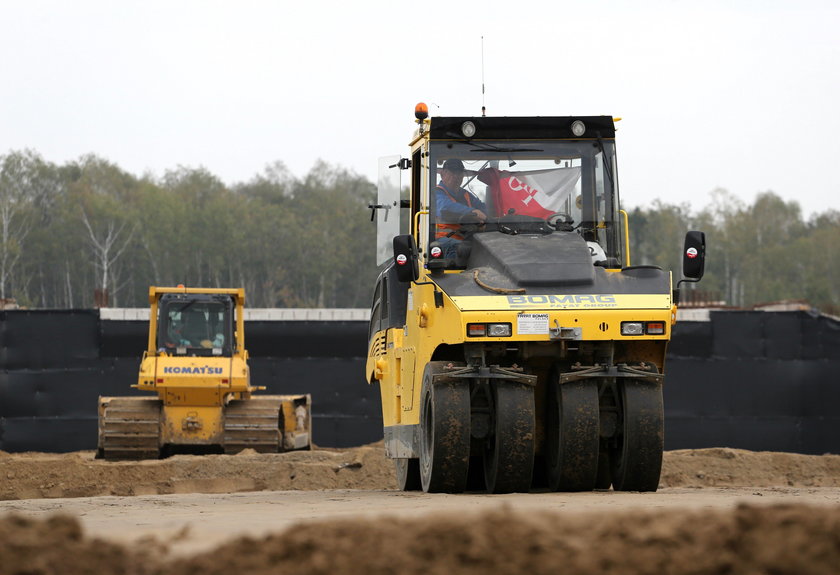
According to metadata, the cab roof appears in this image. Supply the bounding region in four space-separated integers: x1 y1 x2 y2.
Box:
429 116 616 140
148 286 245 305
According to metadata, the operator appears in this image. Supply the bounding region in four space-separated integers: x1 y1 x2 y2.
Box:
180 311 210 347
163 320 182 350
434 159 488 258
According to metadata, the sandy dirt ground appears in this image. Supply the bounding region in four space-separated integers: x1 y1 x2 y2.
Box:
2 444 840 574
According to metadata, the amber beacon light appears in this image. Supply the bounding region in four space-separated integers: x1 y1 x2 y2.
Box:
414 102 429 120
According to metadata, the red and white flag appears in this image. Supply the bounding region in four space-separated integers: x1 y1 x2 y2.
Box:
479 167 581 218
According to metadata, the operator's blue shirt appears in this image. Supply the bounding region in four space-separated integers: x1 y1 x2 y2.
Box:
435 182 487 222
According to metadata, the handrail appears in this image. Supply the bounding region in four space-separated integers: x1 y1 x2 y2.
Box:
620 209 630 267
414 209 429 244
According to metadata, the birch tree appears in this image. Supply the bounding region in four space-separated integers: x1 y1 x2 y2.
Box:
0 150 58 301
80 207 135 306
72 156 139 307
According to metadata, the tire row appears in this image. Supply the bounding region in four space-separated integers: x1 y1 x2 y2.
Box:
396 362 664 494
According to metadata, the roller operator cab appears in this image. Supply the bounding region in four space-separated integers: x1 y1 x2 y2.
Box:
97 286 311 460
367 105 706 493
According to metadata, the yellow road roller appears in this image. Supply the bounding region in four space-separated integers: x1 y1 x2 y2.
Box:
367 105 705 493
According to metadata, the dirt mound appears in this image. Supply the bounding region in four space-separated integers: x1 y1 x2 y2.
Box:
0 444 392 501
2 445 840 500
0 514 143 575
661 447 840 488
3 446 840 573
2 504 839 575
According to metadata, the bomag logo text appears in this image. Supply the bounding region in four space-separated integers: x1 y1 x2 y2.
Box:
507 295 617 308
163 366 224 374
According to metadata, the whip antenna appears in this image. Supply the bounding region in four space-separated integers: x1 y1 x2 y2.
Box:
481 36 486 117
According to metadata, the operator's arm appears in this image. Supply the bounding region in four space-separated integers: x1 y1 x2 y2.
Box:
436 188 477 222
460 190 487 223
469 191 488 215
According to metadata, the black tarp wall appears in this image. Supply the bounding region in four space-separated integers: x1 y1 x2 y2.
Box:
1 309 838 454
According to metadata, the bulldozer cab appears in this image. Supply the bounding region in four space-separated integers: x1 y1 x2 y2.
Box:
157 293 235 356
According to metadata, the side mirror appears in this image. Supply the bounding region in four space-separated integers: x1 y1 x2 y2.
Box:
682 231 706 280
393 234 419 283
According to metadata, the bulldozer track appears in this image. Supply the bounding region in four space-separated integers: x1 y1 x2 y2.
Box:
223 396 286 454
98 397 162 460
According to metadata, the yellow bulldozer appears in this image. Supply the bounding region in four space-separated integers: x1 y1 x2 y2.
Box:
97 286 311 459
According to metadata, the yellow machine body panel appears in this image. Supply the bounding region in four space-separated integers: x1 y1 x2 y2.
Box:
137 355 251 405
161 405 224 444
368 282 672 428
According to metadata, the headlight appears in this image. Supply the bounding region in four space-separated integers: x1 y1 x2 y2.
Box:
571 120 586 137
621 322 644 336
487 323 512 337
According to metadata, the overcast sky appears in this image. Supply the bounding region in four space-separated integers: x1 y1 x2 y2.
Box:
2 0 838 218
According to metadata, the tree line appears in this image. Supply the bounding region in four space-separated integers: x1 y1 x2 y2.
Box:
629 189 840 315
0 150 377 308
1 149 838 314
